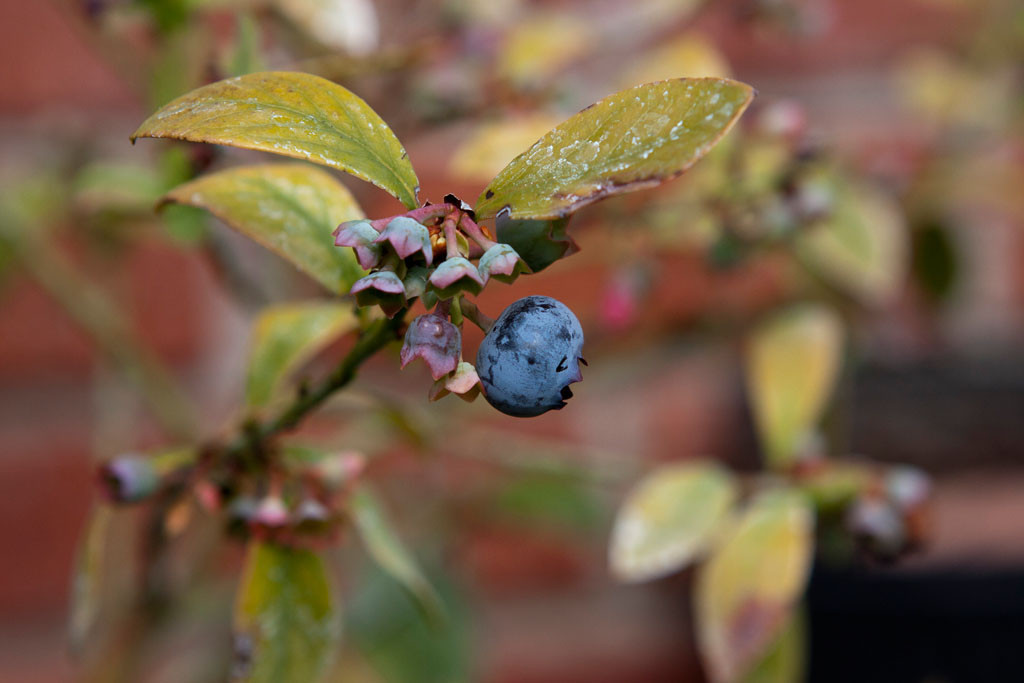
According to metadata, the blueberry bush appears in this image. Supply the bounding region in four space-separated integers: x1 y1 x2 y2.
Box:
0 2 946 682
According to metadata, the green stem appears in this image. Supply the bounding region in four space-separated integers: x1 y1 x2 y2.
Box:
225 311 407 459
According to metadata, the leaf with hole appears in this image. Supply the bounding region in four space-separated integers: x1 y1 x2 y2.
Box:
162 164 366 294
475 78 754 220
609 461 737 582
133 71 419 208
234 542 340 683
246 302 358 409
695 489 814 683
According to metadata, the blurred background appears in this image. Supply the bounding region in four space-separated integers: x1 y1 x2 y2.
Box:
1 0 1023 681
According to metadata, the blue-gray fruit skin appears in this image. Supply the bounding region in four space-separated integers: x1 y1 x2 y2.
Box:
476 295 585 417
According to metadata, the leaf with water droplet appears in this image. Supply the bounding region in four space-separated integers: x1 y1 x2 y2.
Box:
162 164 367 294
475 78 754 220
133 71 419 208
745 305 843 469
609 461 737 583
234 542 340 683
246 302 358 409
348 485 445 626
696 489 813 683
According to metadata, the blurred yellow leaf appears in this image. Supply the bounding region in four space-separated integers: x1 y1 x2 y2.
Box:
246 302 358 409
449 115 562 183
162 164 366 294
741 607 806 683
746 305 843 468
620 34 732 88
496 14 592 87
696 489 814 683
133 72 420 208
609 461 737 583
476 79 754 220
797 183 907 306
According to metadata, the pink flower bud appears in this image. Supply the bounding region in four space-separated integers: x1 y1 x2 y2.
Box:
400 313 462 379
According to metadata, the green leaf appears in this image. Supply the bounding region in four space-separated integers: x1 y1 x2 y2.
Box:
234 542 340 683
696 489 814 683
246 302 358 409
348 485 444 625
475 78 754 220
162 163 366 293
796 183 907 306
745 305 843 469
609 461 737 583
347 565 472 683
494 215 577 272
133 71 419 208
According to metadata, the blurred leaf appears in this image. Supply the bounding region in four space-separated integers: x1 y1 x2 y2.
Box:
911 220 958 304
696 489 814 683
276 0 380 56
797 184 907 306
73 161 166 213
68 504 114 655
492 473 602 531
348 486 445 625
347 565 472 683
246 302 358 408
225 12 266 77
609 461 737 583
475 78 754 220
449 115 562 183
495 214 577 272
740 608 806 683
162 163 366 293
234 542 340 683
133 71 419 208
745 305 842 469
149 25 210 109
495 13 592 87
620 33 732 87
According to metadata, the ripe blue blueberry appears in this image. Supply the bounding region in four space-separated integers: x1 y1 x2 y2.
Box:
476 295 585 417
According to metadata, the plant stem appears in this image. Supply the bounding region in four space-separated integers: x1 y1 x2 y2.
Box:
460 299 494 332
6 231 198 441
225 311 407 459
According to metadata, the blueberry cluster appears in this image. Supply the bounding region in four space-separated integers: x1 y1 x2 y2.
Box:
335 200 586 417
334 196 528 318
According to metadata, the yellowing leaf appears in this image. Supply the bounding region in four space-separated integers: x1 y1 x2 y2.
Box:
162 164 366 294
234 542 340 683
609 461 737 583
797 184 907 306
449 115 562 183
246 302 358 409
348 485 444 625
68 504 114 655
133 72 419 208
746 305 843 468
475 78 754 220
741 608 806 683
496 14 592 87
696 490 814 683
620 34 732 88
